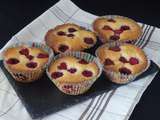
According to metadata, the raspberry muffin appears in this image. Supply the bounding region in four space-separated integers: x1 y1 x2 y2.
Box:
93 15 142 44
45 23 97 53
3 42 53 83
47 52 102 95
96 43 149 84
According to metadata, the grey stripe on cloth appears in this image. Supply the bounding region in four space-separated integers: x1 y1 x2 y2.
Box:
79 98 96 120
55 5 70 18
49 5 79 23
141 27 156 48
79 89 116 120
0 88 17 97
89 93 108 120
54 5 80 24
64 9 80 23
124 72 158 120
139 25 151 48
95 89 117 120
86 94 106 120
50 6 69 22
135 23 146 46
0 99 19 117
49 8 66 23
135 25 149 47
78 22 156 120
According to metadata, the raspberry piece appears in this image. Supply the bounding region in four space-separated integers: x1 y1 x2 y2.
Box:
84 37 94 44
82 70 93 77
67 34 74 37
119 56 128 63
58 62 67 70
37 53 49 58
102 25 113 30
57 31 66 36
58 45 69 52
6 58 19 64
129 57 139 65
26 55 34 60
64 85 72 89
51 72 63 79
26 62 37 68
114 29 123 34
126 40 133 44
119 67 132 75
109 46 121 52
19 48 29 56
78 59 89 64
68 28 77 33
68 68 77 73
120 25 130 31
107 19 116 22
104 58 114 65
110 35 120 40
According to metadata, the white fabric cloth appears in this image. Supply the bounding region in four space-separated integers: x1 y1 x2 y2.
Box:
0 0 159 120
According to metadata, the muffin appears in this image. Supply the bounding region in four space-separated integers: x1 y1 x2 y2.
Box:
96 43 149 84
47 52 102 95
3 42 53 83
93 15 142 44
45 23 97 53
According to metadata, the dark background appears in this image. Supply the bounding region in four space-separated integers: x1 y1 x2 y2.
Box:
0 0 160 119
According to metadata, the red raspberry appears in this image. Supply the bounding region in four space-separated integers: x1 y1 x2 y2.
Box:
104 58 114 65
84 37 94 44
119 67 132 75
82 70 93 77
19 48 29 56
129 57 139 65
58 62 67 70
26 62 37 68
37 53 49 58
68 68 77 73
51 72 63 79
6 58 19 64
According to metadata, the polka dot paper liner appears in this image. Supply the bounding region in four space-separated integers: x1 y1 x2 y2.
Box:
46 51 103 95
2 41 54 83
95 42 150 84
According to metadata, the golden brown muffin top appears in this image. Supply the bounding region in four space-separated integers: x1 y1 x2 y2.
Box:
96 44 148 75
93 16 142 43
3 45 49 72
45 23 97 53
48 56 99 83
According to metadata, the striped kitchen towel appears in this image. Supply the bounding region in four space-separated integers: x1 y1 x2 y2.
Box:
0 0 159 120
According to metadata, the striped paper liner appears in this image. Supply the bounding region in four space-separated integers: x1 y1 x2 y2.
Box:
95 42 151 84
2 41 54 83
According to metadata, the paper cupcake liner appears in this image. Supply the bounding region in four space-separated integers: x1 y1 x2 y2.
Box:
3 41 54 83
93 15 142 44
4 65 44 83
46 51 103 95
104 59 150 84
95 42 150 84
